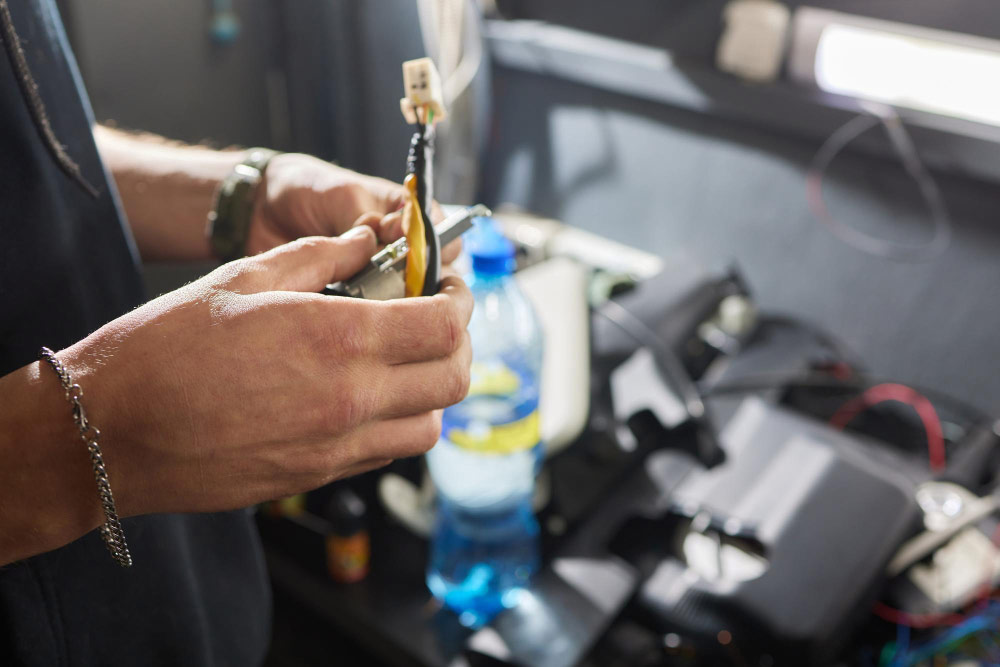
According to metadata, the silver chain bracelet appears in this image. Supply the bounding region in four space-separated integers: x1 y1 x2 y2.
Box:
38 347 133 567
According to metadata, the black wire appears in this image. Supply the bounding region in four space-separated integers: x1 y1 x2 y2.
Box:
702 372 988 426
406 123 441 296
597 300 725 467
755 314 866 371
704 314 985 424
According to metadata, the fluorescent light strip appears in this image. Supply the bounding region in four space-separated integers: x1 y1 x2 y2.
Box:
812 21 1000 127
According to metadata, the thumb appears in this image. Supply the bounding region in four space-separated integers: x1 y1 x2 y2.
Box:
246 226 377 293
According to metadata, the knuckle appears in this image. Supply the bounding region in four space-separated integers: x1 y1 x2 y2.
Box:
347 382 380 429
337 323 370 361
445 357 471 406
316 373 378 433
434 297 464 355
325 386 368 431
319 306 374 361
315 397 344 434
289 235 328 254
212 256 265 292
300 306 339 359
414 413 442 453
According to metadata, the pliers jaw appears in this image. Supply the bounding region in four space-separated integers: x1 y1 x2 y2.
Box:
322 205 491 300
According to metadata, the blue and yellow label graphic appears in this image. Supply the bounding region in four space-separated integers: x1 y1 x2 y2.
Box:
445 361 540 454
448 410 540 455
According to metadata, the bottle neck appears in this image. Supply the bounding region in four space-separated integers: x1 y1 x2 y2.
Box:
469 270 511 290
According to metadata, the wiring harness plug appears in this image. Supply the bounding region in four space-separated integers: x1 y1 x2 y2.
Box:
400 57 448 126
400 57 446 296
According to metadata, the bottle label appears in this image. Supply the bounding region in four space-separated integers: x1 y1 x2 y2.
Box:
447 410 540 455
445 361 540 454
468 361 520 396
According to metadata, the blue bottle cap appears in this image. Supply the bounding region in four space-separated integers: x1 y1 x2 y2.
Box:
464 217 516 276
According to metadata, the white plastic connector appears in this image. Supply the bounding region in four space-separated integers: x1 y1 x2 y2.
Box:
400 57 448 124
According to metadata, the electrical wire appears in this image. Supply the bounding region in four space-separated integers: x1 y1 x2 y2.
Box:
977 631 1000 663
756 314 866 371
877 641 897 667
874 520 1000 635
889 623 910 667
806 105 952 262
829 383 947 472
701 372 987 427
405 120 441 295
597 300 725 466
872 602 968 630
699 326 994 656
890 603 1000 666
597 300 710 424
704 367 1000 631
875 515 1000 640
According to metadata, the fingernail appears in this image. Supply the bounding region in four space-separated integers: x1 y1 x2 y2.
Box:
342 225 373 241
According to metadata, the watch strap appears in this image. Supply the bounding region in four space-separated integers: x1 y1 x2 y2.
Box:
207 148 279 262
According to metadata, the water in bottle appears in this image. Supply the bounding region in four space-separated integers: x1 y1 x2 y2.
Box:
426 217 543 628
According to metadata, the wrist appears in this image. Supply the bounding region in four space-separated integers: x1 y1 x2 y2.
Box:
96 126 254 262
57 332 144 519
0 362 105 563
37 347 134 566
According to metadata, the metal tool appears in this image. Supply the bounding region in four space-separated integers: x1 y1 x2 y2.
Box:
323 204 490 300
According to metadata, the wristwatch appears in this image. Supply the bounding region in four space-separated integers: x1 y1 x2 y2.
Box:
207 148 279 262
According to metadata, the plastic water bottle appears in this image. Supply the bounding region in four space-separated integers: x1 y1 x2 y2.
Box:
426 217 543 628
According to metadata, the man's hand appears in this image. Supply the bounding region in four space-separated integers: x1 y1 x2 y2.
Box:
249 152 462 264
31 226 471 530
247 153 407 254
96 128 461 265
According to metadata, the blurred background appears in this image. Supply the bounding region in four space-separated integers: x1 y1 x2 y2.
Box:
56 0 1000 420
52 2 1000 664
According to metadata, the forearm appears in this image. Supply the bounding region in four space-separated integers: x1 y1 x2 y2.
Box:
0 362 105 565
94 125 249 262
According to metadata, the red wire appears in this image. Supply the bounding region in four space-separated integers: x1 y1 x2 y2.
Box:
829 383 947 472
831 383 963 627
871 601 967 629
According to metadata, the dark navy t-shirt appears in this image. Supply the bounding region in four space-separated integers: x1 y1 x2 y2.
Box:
0 1 271 664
